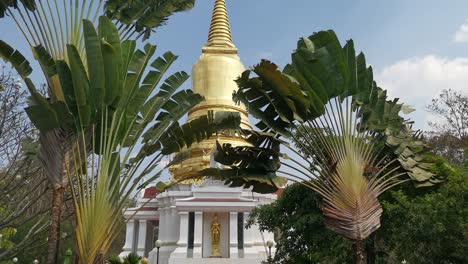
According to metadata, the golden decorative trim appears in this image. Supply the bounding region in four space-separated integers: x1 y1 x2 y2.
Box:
188 104 248 116
202 46 237 54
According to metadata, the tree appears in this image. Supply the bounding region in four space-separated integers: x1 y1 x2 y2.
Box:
0 1 196 262
0 66 49 260
1 9 238 263
376 159 467 264
248 183 353 264
203 30 440 264
250 158 467 264
426 89 468 166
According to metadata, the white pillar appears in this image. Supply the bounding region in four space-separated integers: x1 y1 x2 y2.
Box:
169 206 180 243
158 208 167 241
137 220 148 256
243 212 253 247
193 211 203 258
229 212 238 258
177 212 189 246
168 211 188 259
122 220 135 253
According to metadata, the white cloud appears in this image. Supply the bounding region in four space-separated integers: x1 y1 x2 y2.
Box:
454 19 468 43
375 55 468 129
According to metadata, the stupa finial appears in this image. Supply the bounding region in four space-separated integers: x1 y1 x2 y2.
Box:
206 0 235 49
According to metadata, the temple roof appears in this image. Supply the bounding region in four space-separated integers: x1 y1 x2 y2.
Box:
143 186 160 198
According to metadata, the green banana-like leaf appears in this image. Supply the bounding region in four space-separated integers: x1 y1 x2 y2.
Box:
122 44 161 118
31 45 65 101
31 45 57 78
99 16 123 107
0 40 33 78
67 44 91 127
105 0 196 40
24 104 60 131
158 110 239 155
202 129 286 194
234 30 436 186
201 168 283 194
0 0 36 18
133 110 240 163
83 19 105 110
121 40 137 76
235 66 293 137
56 60 78 117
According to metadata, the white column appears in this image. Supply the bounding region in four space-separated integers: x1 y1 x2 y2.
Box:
177 212 189 246
158 208 167 241
168 211 188 259
122 220 135 253
137 220 148 256
243 212 253 247
169 206 180 243
229 212 238 258
193 211 203 258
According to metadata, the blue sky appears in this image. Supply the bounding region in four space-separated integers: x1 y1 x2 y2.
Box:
1 0 468 129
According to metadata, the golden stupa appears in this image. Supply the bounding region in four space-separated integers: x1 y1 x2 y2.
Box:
169 0 252 182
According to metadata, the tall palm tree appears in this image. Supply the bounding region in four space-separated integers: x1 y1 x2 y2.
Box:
60 16 235 262
0 1 195 262
199 31 440 263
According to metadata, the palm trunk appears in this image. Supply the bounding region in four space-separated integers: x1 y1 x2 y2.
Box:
353 240 367 264
92 253 105 264
46 186 65 264
39 128 91 263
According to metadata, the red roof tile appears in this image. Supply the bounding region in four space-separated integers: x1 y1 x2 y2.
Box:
143 186 160 198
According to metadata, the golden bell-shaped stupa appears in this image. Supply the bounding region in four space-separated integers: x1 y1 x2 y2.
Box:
169 0 252 182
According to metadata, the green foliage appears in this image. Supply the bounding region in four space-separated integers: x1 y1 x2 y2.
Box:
123 253 141 264
0 1 198 262
105 0 196 40
0 226 16 250
249 183 352 264
0 0 195 44
106 253 141 264
232 30 436 188
376 160 468 263
251 160 467 263
106 255 123 264
7 215 48 263
0 0 36 18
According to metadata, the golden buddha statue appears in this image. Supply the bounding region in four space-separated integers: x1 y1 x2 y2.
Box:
210 213 222 257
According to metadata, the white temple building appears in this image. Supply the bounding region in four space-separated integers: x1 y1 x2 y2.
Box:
120 1 279 263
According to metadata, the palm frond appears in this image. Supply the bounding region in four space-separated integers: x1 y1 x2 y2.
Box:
105 0 196 40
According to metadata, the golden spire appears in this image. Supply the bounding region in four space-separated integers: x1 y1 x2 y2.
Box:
205 0 236 51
